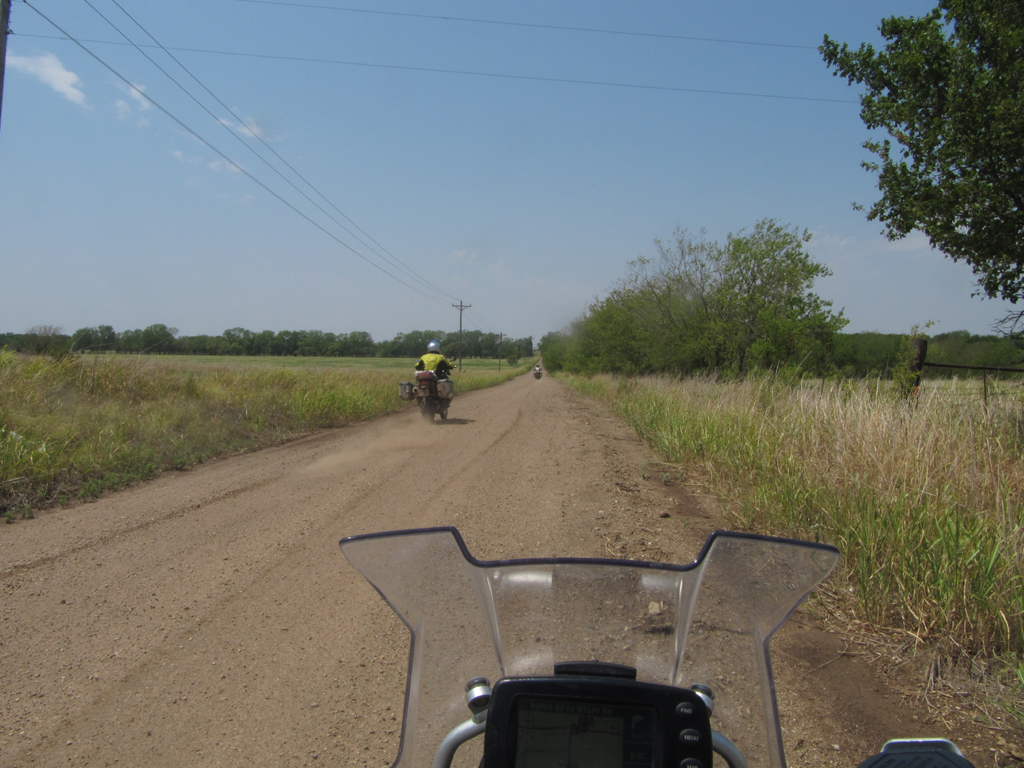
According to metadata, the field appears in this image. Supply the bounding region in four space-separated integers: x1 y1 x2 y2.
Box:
0 351 534 517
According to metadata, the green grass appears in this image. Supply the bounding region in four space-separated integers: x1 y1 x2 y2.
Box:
1 351 534 519
556 371 1024 660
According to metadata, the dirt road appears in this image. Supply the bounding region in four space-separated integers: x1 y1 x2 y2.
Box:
0 373 994 767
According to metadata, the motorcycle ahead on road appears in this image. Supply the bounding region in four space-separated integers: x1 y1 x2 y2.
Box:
341 527 976 768
533 367 542 379
400 371 455 422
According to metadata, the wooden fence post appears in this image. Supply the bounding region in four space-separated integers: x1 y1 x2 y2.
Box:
821 342 832 393
911 338 927 402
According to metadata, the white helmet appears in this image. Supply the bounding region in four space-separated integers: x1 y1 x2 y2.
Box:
427 340 441 354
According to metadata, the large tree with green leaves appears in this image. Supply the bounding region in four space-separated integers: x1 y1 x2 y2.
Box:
687 220 847 373
550 220 845 376
821 2 1024 322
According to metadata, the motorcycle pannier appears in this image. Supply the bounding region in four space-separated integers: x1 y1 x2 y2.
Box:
438 380 455 399
398 381 415 401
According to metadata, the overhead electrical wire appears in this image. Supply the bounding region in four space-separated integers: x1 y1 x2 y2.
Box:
21 0 454 306
14 1 850 335
81 0 460 303
17 33 858 105
467 308 495 335
236 0 819 51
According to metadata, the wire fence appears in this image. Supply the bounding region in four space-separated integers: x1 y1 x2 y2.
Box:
919 358 1024 407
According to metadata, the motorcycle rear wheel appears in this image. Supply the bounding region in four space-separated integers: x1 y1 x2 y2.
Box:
420 400 436 423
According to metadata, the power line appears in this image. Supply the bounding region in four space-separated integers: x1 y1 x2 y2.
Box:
452 300 471 365
21 0 453 305
464 308 531 342
81 0 459 303
107 0 458 302
15 33 857 105
467 307 494 334
236 0 820 51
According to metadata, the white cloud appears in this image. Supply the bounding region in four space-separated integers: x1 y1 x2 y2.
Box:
238 119 264 139
208 159 242 173
451 249 479 265
808 230 856 251
172 150 203 165
218 116 269 140
808 229 938 275
114 81 151 114
885 232 932 253
127 83 152 111
113 83 151 126
8 53 86 105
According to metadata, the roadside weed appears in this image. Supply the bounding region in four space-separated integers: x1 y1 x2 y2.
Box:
559 372 1024 658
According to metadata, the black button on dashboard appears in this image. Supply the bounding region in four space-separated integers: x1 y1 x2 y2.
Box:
679 759 703 768
675 701 695 718
679 728 701 745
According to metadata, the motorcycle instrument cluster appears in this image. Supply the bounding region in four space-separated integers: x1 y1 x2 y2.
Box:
484 669 713 768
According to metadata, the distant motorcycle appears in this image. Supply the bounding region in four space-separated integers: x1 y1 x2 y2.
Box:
533 367 542 379
400 371 454 422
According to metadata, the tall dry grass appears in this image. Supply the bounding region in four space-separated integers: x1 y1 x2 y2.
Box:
1 351 530 518
563 372 1024 658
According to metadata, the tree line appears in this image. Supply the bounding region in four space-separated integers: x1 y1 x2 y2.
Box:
538 220 1024 378
1 325 533 362
543 325 1024 381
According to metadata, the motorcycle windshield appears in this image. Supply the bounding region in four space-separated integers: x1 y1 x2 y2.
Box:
341 528 839 768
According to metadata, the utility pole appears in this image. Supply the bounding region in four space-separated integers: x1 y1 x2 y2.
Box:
452 300 471 370
497 332 503 372
0 0 11 141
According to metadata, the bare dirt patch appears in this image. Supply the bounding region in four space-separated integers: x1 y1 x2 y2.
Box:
0 373 1011 767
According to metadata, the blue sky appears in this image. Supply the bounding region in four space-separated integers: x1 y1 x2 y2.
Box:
1 0 1016 343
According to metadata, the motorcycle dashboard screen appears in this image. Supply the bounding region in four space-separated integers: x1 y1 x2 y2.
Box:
514 697 656 768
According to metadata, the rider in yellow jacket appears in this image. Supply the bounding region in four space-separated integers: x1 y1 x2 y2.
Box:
416 340 455 378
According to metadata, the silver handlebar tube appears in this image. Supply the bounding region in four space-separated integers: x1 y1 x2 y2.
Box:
431 715 487 768
430 718 748 768
713 730 749 768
